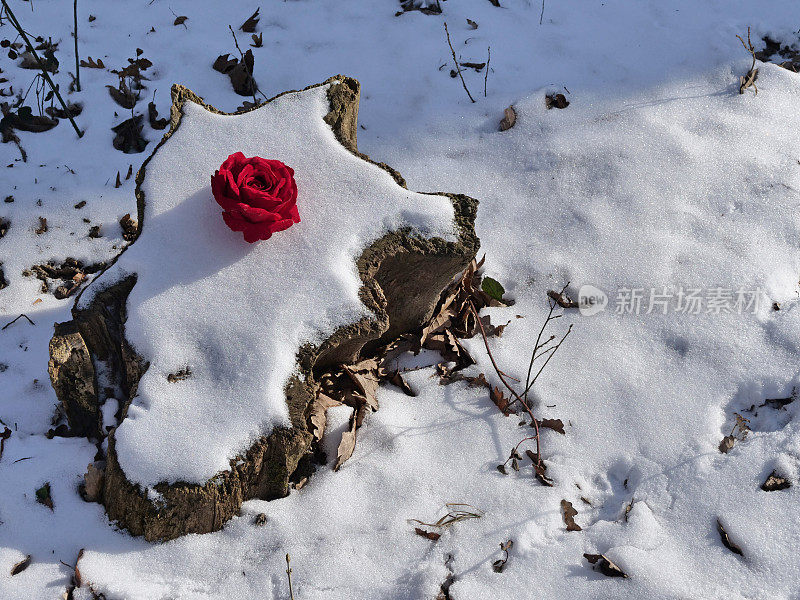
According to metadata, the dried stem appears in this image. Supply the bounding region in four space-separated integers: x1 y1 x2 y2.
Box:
469 300 544 465
0 0 83 137
484 46 490 98
73 0 80 92
285 554 295 600
2 313 35 330
444 22 475 103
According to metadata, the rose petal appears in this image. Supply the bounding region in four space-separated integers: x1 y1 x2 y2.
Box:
240 185 282 210
237 203 281 223
220 152 247 178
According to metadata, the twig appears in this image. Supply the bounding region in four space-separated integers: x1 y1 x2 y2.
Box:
736 27 759 95
285 554 295 600
73 0 80 92
444 22 475 103
484 46 490 97
469 300 544 464
540 0 545 25
2 314 35 330
0 0 83 137
228 24 259 106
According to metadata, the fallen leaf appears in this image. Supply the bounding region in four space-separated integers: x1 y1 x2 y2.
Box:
539 418 565 435
240 8 260 33
718 435 735 454
388 371 416 396
334 407 364 471
10 555 31 576
79 56 104 69
308 392 341 441
761 471 791 491
343 359 380 408
414 527 441 541
35 216 47 235
107 81 137 109
148 102 168 130
36 482 53 510
213 54 239 74
490 386 513 416
717 519 744 556
547 289 578 308
467 18 478 29
561 499 582 531
545 93 570 109
583 553 628 578
173 15 188 26
251 32 263 48
481 277 505 302
74 549 84 587
499 106 516 131
112 116 148 154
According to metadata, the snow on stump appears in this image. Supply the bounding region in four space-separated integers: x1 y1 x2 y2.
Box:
47 76 478 541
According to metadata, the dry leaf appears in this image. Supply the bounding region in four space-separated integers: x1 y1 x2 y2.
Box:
240 8 260 33
74 548 84 587
547 289 578 308
467 18 478 29
545 93 570 109
761 471 790 491
343 359 380 409
499 106 516 131
388 371 416 396
490 386 513 416
173 15 188 26
717 519 744 556
10 554 31 576
539 418 565 435
414 527 441 541
79 56 104 69
148 102 168 130
561 500 582 531
308 392 341 441
334 407 363 471
583 553 628 578
718 435 735 454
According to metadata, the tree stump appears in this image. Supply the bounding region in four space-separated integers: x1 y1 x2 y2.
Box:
48 76 478 541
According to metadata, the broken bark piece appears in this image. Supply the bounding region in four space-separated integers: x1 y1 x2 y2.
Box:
48 76 479 541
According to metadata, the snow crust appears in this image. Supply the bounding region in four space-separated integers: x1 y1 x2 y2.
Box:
92 84 456 487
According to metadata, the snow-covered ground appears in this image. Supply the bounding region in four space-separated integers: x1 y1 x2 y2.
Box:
2 0 800 598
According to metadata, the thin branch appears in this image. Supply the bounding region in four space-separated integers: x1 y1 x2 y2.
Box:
0 0 83 137
285 554 295 600
469 300 543 465
73 0 80 92
2 313 35 330
540 0 545 25
484 46 490 98
444 22 475 103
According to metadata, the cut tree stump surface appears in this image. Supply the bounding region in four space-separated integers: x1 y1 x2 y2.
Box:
48 76 478 541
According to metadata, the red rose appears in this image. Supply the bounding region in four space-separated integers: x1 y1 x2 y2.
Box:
211 152 300 243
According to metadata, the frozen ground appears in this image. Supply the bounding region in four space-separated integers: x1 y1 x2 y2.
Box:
1 0 800 598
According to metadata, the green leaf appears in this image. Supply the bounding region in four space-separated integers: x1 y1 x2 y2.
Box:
482 277 505 302
35 483 50 502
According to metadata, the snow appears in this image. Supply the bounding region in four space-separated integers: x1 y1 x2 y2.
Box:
1 0 800 598
84 83 456 487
